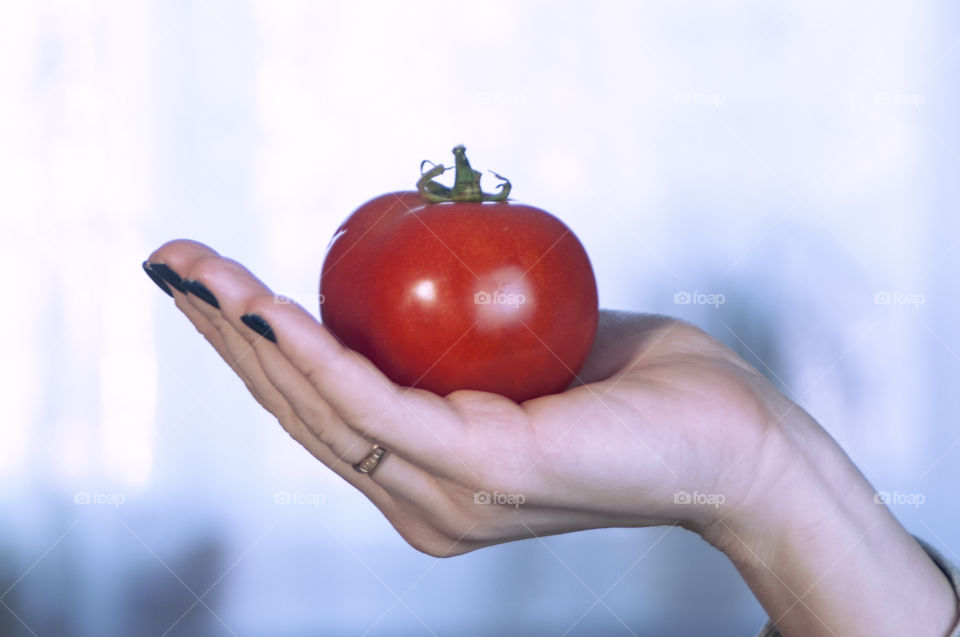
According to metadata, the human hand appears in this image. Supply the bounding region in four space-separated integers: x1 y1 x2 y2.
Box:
144 240 957 636
143 240 787 550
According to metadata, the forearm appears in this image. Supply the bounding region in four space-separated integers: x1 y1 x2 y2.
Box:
705 423 958 637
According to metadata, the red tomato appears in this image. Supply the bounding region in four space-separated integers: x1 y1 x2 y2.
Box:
319 147 598 402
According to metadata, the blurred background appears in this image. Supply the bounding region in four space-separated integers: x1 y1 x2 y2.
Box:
1 1 958 635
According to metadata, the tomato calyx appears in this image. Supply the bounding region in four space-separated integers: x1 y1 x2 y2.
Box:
417 145 512 203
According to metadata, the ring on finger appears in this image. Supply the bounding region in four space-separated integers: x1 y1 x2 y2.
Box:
353 444 388 475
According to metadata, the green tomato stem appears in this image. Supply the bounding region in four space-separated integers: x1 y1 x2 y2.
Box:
417 145 511 203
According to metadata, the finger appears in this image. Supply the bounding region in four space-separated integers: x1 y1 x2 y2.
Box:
145 242 259 387
242 293 470 469
146 239 221 295
146 244 464 533
148 245 317 444
145 240 235 361
181 256 447 501
150 251 319 458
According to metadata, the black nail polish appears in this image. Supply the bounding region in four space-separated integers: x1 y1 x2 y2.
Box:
241 313 277 343
142 261 173 297
182 279 220 309
148 262 187 293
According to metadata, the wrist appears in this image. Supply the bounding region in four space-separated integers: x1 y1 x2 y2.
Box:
699 412 862 565
700 415 958 636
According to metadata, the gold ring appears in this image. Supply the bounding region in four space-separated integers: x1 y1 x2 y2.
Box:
353 444 388 475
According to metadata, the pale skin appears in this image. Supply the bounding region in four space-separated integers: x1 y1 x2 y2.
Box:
146 239 957 637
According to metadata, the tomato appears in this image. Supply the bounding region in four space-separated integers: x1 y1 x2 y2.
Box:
319 146 598 402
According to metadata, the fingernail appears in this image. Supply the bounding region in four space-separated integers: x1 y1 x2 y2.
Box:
241 313 277 343
148 262 187 293
182 279 220 309
142 261 173 297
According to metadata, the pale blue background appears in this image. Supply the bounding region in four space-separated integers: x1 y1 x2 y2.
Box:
1 1 958 636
